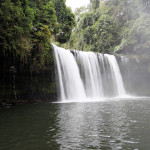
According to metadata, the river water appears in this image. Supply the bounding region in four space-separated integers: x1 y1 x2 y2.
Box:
0 98 150 150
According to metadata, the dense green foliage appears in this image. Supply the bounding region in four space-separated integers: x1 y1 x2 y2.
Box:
0 0 150 103
0 0 75 103
0 0 75 71
54 0 75 43
66 0 150 55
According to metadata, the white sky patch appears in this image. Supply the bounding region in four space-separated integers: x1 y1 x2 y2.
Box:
66 0 90 12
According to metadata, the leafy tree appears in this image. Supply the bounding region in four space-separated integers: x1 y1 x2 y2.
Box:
54 0 75 43
0 0 33 63
0 0 75 71
66 0 150 56
94 15 120 53
90 0 100 10
115 13 150 55
79 12 96 29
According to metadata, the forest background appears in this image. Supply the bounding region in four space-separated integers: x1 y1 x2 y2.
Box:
0 0 150 104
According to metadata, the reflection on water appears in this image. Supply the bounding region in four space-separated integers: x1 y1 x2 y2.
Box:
47 100 150 150
51 102 137 150
0 99 150 150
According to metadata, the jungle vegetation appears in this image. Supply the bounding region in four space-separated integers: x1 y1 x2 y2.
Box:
0 0 75 72
65 0 150 56
1 0 150 71
0 0 75 103
0 0 150 103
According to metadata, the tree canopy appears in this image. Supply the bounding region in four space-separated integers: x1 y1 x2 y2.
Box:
0 0 75 71
65 0 150 55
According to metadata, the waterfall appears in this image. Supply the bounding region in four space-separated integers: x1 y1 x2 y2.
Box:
52 44 127 101
76 51 104 98
121 56 130 95
53 44 86 100
104 54 126 97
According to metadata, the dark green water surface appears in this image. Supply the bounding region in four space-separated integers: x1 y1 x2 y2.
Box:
0 99 150 150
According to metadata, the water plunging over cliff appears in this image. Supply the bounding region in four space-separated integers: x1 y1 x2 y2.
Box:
52 44 127 101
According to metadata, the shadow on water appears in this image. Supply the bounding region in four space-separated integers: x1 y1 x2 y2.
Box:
0 99 150 150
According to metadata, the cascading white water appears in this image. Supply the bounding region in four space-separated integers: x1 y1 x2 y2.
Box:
121 56 130 95
52 44 86 100
52 44 127 101
76 51 104 98
104 54 126 97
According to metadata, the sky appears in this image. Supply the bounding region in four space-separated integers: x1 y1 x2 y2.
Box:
66 0 90 12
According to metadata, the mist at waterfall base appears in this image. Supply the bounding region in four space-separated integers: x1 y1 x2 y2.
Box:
53 44 149 102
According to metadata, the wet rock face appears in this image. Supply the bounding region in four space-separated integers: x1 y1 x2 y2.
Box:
0 64 57 103
118 56 150 96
